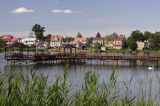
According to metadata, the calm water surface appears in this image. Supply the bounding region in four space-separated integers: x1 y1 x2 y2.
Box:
0 53 160 100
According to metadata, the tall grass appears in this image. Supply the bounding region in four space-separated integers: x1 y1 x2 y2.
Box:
0 65 158 106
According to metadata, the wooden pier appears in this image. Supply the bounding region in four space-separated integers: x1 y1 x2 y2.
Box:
4 42 160 67
5 52 160 67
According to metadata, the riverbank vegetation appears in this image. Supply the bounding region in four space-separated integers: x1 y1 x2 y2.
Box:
0 65 158 106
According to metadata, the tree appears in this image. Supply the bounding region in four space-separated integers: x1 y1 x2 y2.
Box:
149 32 160 50
94 42 101 53
144 31 152 40
96 32 101 37
0 39 6 48
62 37 74 43
111 32 118 37
131 30 146 42
122 38 128 49
32 24 45 40
127 37 137 51
77 32 82 38
85 37 93 47
43 34 51 42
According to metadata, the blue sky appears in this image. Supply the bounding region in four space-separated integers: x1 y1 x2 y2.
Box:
1 0 160 37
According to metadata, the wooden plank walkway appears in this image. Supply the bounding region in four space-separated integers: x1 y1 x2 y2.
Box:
5 53 160 61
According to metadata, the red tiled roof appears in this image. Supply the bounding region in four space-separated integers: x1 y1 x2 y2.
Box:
74 37 87 42
50 35 63 41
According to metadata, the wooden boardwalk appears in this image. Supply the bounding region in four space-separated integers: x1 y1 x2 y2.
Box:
5 53 160 61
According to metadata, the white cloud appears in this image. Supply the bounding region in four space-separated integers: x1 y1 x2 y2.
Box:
64 9 73 14
52 9 74 14
12 7 34 14
52 9 63 13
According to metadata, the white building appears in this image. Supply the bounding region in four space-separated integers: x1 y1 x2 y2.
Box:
21 37 36 46
50 35 63 48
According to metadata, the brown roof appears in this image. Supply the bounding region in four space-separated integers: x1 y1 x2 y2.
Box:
106 36 124 41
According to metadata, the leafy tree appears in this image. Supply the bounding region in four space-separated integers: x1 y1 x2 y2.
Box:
149 32 160 50
32 24 45 40
0 39 6 48
77 32 82 38
62 37 74 43
94 42 101 53
131 30 146 42
85 37 93 47
144 31 152 40
43 34 51 42
111 32 118 37
96 32 101 37
127 37 137 51
122 38 128 49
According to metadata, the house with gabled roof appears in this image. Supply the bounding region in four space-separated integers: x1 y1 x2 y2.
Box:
105 35 125 50
50 35 63 48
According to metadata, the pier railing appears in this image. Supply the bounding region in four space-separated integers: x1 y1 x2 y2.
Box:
5 52 160 61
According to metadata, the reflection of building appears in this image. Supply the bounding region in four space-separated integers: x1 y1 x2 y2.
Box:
50 35 63 48
105 35 125 50
137 41 149 50
92 37 104 45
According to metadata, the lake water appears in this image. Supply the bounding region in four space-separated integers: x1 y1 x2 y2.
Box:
1 53 160 101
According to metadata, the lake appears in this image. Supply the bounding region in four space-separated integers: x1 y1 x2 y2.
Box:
0 53 160 101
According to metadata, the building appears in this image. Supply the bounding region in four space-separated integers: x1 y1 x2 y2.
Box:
0 35 17 44
73 37 87 48
92 37 104 45
50 35 63 48
21 37 36 47
137 41 149 50
105 35 125 50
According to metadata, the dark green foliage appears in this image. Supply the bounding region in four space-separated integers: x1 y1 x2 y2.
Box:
0 39 6 48
63 37 74 43
77 32 82 38
144 31 153 40
149 32 160 50
32 24 45 40
85 37 93 47
43 34 51 42
111 32 118 37
122 38 128 49
131 30 146 42
93 42 101 53
96 32 101 37
127 37 137 51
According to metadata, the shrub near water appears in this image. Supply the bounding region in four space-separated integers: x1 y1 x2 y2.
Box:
0 65 158 106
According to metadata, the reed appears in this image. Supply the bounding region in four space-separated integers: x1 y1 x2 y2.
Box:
0 65 158 106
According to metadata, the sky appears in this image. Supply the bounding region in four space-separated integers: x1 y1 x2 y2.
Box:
1 0 160 37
